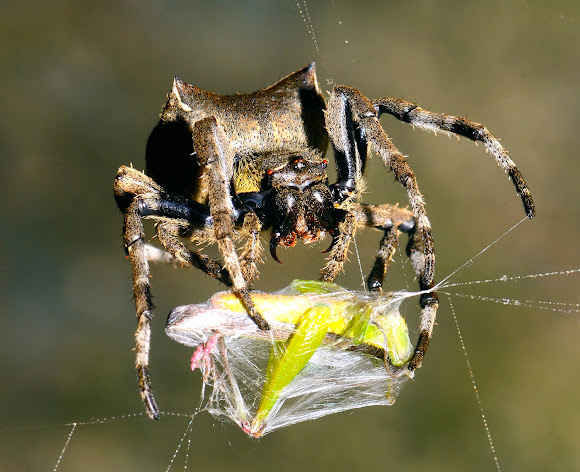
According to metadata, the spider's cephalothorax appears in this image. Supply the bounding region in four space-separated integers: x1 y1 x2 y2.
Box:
247 150 338 262
114 63 535 419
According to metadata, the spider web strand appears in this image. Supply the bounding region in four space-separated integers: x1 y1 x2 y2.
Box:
296 1 319 52
436 217 528 289
447 296 502 472
441 291 580 314
53 423 77 472
442 268 580 288
165 414 197 472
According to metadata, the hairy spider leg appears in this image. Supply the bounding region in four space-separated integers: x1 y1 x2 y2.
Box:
326 86 439 372
347 204 414 290
121 197 159 419
368 220 401 289
155 220 232 283
318 91 365 283
115 166 232 419
373 97 535 218
116 166 232 285
192 117 270 331
239 212 263 284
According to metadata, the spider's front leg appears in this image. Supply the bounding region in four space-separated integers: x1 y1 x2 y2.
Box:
373 97 535 218
326 86 438 372
155 220 232 285
239 212 263 284
192 117 270 330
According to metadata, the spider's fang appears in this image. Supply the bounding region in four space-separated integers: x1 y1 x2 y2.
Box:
269 236 283 264
321 232 339 254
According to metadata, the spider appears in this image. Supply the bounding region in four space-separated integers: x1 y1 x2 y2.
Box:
114 63 535 420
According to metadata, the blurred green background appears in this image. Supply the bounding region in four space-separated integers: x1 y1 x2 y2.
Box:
1 1 579 470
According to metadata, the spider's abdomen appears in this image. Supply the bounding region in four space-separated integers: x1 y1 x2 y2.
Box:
146 63 328 199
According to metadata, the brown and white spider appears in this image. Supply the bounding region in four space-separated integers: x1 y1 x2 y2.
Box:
114 63 535 419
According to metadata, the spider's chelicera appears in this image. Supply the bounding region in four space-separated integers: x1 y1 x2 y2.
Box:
114 63 535 419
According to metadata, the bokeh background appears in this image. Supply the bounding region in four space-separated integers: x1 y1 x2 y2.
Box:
1 1 579 470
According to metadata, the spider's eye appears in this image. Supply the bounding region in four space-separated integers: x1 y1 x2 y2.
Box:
291 157 306 171
322 159 328 168
267 169 273 176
